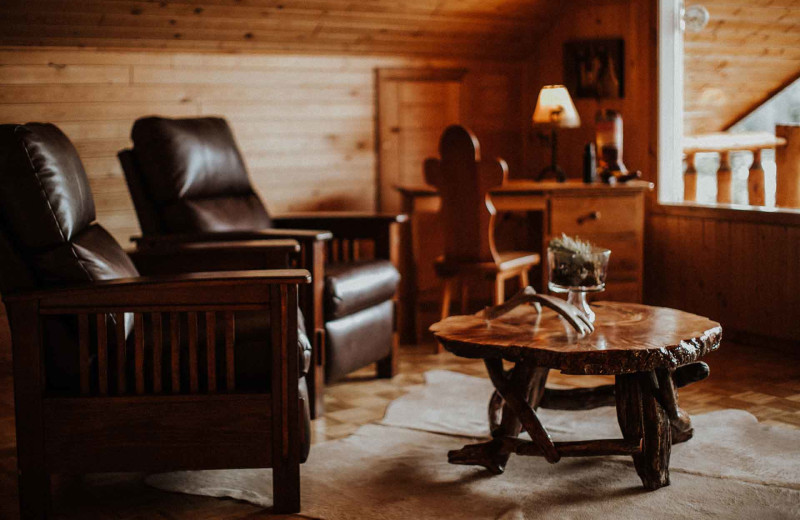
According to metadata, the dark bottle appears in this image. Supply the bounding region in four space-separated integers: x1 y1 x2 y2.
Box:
583 142 597 183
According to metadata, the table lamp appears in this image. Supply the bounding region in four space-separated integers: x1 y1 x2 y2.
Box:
533 85 581 182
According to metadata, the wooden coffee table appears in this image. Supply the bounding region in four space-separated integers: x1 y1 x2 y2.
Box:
430 300 722 490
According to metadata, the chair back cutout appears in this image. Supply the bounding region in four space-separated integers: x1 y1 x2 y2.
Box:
424 125 507 265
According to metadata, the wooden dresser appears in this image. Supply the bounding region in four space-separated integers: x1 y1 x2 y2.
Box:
395 180 653 342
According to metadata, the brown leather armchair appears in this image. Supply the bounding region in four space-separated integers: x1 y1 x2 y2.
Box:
119 116 405 417
0 123 310 517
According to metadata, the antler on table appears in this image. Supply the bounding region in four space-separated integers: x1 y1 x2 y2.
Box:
481 286 594 335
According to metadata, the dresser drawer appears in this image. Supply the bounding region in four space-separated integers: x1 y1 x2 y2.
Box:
550 194 643 236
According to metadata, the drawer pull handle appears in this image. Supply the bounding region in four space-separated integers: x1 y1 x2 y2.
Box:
576 211 601 225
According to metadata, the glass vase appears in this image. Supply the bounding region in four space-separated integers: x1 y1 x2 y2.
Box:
547 247 611 323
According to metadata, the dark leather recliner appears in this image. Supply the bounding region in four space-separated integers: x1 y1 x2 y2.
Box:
119 116 403 400
0 123 311 516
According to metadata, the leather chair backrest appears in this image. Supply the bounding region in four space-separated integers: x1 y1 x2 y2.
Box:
0 123 139 292
0 123 140 393
118 148 164 235
127 116 272 234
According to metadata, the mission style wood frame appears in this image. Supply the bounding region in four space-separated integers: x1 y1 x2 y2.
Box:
4 266 311 519
432 299 721 489
129 211 406 418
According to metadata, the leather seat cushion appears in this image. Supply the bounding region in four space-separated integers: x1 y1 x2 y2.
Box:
33 223 139 285
325 300 393 382
324 260 399 321
233 309 312 380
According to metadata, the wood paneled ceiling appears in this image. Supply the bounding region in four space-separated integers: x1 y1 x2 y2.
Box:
0 0 567 59
684 0 800 135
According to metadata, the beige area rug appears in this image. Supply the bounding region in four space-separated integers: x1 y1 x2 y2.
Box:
147 370 800 519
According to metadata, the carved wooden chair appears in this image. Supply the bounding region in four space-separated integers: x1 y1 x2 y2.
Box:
425 125 540 347
118 116 405 418
0 123 310 517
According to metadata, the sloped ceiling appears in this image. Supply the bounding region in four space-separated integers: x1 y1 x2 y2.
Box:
0 0 567 59
684 0 800 135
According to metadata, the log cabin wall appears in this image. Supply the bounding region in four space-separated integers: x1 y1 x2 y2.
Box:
0 0 572 246
523 0 657 183
0 48 524 246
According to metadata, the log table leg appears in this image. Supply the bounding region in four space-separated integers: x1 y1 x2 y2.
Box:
655 368 694 444
536 362 707 415
615 372 671 490
449 359 552 473
668 361 709 443
451 363 697 489
483 359 559 463
450 363 649 481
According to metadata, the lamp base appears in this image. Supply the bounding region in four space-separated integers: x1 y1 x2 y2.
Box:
535 128 567 183
537 164 566 183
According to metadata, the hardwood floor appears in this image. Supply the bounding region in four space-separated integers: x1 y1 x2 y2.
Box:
0 340 798 519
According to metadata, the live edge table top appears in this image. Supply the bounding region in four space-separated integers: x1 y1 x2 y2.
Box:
430 302 722 376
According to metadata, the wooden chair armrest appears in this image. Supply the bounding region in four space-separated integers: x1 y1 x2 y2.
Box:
127 239 301 276
132 229 332 249
4 269 310 310
273 212 407 225
130 238 300 255
272 212 407 242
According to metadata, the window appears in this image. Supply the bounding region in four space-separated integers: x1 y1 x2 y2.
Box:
659 0 800 208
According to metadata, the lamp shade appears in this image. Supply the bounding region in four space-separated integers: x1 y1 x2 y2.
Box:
532 85 581 128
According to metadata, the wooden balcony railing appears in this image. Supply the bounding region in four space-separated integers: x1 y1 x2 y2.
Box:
682 131 790 206
776 125 800 208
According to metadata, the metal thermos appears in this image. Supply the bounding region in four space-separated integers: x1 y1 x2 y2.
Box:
583 142 597 183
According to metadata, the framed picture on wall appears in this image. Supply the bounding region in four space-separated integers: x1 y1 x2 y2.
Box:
564 38 625 99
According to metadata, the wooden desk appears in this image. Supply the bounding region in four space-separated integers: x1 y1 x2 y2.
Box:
396 180 653 343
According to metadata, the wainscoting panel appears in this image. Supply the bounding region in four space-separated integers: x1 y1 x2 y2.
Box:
646 205 800 347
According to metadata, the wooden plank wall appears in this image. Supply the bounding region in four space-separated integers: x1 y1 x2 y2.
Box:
0 47 523 246
522 0 657 183
646 208 800 347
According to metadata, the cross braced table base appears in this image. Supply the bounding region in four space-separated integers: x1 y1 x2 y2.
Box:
448 359 708 490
